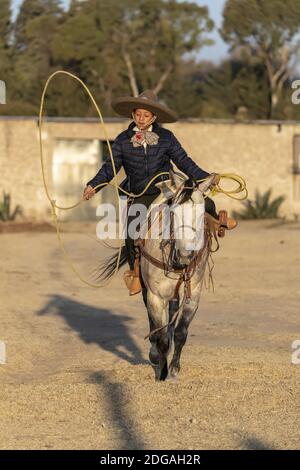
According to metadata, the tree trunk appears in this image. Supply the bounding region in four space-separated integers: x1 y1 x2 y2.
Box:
265 49 289 119
153 64 173 95
122 50 139 97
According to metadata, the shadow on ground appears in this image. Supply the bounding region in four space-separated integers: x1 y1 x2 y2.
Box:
37 294 147 365
237 433 275 450
90 371 147 450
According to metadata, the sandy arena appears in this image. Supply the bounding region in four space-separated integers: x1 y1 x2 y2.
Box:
0 220 299 450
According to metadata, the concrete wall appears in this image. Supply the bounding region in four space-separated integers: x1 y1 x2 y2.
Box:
168 119 300 218
1 116 300 221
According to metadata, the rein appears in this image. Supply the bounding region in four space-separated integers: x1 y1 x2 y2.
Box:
142 216 213 340
136 212 215 302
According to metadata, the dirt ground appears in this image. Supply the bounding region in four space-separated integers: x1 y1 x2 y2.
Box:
0 220 299 450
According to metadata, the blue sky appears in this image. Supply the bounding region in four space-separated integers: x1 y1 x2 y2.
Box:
196 0 229 62
11 0 229 63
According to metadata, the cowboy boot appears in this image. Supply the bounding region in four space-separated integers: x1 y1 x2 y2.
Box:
123 233 141 294
130 256 142 295
123 257 142 295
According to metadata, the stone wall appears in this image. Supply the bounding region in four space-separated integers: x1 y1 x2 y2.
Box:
0 116 299 220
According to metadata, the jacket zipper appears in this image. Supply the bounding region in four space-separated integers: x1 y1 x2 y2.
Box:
144 144 149 176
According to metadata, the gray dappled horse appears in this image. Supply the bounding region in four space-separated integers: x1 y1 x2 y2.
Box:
139 172 214 381
98 172 215 381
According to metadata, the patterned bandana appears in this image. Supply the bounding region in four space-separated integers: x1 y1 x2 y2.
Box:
130 129 159 147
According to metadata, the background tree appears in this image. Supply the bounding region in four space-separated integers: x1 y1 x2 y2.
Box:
52 0 128 115
109 0 214 97
11 0 64 114
0 1 13 98
221 0 300 118
3 0 299 120
51 0 214 115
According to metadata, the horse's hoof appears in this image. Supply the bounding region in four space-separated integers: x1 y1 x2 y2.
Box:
166 373 178 382
168 366 180 379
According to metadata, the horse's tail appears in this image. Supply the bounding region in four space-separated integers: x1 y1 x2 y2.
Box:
95 245 128 281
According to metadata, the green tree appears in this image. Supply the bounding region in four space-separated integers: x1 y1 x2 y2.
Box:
52 0 214 116
51 0 120 115
195 58 269 119
162 58 207 118
2 0 215 117
108 0 214 97
11 0 64 111
221 0 300 118
0 1 13 82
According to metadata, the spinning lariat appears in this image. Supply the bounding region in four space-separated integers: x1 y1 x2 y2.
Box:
39 70 248 288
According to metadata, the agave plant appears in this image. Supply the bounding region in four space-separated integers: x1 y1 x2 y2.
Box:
232 188 285 220
0 191 23 221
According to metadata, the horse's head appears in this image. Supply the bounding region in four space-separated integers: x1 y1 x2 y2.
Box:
155 171 215 267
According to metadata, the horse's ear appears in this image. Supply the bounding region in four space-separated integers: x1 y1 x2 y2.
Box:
169 169 186 189
197 173 216 193
155 179 176 203
154 170 186 204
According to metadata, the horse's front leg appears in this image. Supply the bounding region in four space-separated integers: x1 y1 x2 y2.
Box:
168 295 200 379
147 290 170 381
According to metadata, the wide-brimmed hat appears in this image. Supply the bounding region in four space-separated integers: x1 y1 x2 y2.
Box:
111 89 178 123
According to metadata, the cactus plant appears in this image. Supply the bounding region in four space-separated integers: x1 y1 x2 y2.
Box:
0 191 23 221
232 188 285 219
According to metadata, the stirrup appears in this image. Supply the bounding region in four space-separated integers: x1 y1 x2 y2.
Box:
217 211 238 237
123 271 142 295
129 276 142 295
209 211 238 238
123 270 134 290
218 210 237 230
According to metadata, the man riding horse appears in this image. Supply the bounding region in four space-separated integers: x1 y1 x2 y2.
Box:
83 90 237 294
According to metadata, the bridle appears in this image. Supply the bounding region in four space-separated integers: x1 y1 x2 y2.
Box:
135 185 212 301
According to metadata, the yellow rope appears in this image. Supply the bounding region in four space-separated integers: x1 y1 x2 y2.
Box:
204 173 248 201
39 70 248 288
39 70 123 287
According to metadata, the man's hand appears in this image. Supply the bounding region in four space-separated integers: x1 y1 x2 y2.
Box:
83 184 96 200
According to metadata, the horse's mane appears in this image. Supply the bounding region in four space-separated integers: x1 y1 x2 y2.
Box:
175 178 197 205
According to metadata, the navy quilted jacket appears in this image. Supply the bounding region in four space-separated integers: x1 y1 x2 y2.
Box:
87 121 210 196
